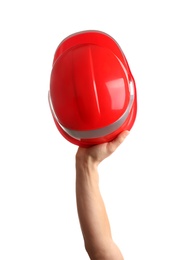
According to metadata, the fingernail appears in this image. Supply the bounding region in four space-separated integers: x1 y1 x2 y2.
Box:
124 130 130 137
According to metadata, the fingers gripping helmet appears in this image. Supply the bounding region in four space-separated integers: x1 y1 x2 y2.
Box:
49 30 137 147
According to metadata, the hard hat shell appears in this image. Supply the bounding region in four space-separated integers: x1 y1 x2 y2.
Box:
49 30 137 147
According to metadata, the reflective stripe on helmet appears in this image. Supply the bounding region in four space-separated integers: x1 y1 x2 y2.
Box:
48 81 134 140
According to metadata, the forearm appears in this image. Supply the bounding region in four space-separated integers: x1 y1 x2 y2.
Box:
76 158 124 259
76 160 112 250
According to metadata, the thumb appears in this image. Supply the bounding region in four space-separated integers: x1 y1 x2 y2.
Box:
107 130 130 153
117 130 130 142
112 130 130 147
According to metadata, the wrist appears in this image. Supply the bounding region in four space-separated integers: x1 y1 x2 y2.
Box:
76 155 98 172
76 149 99 168
76 156 100 185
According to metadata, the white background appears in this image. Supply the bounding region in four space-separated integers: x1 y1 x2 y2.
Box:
0 1 183 259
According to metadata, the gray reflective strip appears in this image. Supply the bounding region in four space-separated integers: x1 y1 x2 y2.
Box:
48 82 134 139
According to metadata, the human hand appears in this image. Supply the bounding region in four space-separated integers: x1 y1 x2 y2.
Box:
76 131 130 167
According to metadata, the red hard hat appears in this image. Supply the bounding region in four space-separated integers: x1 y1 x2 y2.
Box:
49 30 137 147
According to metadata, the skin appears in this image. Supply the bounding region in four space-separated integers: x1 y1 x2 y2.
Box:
75 130 129 260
